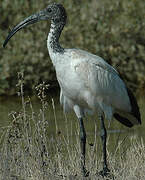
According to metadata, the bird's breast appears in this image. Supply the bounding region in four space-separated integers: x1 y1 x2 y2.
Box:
56 65 88 107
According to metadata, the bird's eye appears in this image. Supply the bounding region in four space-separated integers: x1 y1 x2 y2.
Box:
47 8 52 13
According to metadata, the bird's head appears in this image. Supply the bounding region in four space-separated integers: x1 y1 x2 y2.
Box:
3 3 67 47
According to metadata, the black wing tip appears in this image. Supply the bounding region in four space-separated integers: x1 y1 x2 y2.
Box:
114 88 141 128
114 113 134 128
127 88 141 124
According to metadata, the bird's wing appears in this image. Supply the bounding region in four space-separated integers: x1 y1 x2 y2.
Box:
70 48 119 75
73 55 130 112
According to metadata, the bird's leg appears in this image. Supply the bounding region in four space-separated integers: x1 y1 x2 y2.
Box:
78 117 89 177
99 115 110 176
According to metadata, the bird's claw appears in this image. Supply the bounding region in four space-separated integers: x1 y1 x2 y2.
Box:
98 167 110 177
81 167 89 177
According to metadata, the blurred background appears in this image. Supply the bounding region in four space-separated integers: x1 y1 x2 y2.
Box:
0 0 145 96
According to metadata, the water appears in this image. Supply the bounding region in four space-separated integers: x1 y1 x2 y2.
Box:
0 94 145 149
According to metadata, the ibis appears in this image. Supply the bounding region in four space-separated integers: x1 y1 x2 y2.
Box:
3 3 141 177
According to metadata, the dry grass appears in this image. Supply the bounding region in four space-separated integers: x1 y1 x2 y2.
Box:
0 75 144 180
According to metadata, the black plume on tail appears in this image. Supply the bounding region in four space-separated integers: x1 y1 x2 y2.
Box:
127 88 141 124
114 88 141 128
114 113 133 128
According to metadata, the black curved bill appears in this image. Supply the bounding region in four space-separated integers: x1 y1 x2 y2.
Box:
3 10 47 47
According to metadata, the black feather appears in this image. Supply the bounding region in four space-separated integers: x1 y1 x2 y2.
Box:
127 88 141 124
114 113 133 128
114 88 141 127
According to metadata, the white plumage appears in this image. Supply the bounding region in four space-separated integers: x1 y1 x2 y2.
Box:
48 44 132 122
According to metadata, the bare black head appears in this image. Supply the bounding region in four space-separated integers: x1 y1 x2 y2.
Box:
3 3 67 47
46 3 67 24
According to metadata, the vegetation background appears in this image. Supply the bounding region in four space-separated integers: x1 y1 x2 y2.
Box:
0 0 145 95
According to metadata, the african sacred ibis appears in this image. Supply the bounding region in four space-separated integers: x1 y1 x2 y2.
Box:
3 3 141 177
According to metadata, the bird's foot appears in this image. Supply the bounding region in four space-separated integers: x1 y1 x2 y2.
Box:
81 167 89 177
98 167 110 177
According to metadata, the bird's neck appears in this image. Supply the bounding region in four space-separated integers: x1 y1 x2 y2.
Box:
47 21 65 54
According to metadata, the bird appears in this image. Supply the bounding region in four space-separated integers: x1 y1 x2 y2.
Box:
3 3 141 177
